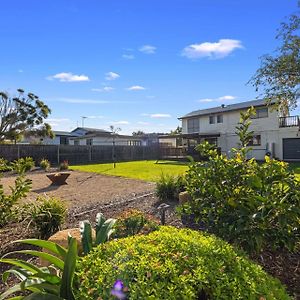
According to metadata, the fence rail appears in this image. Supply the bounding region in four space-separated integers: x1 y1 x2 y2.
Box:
279 116 300 128
0 144 160 165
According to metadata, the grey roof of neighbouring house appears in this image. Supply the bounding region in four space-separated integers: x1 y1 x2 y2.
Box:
71 127 111 134
179 99 275 119
53 131 77 137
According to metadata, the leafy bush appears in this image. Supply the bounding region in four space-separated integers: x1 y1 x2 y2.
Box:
27 196 67 239
0 158 11 172
76 226 291 300
114 209 159 238
0 175 32 227
155 173 185 201
0 237 78 300
40 158 51 171
181 108 300 254
80 212 116 255
11 157 35 174
59 160 69 171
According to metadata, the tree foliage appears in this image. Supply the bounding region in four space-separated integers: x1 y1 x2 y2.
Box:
250 5 300 114
0 89 53 142
132 130 145 136
170 126 182 135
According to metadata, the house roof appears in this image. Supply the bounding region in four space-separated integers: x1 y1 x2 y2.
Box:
179 99 275 119
71 127 111 134
69 133 143 140
53 131 77 137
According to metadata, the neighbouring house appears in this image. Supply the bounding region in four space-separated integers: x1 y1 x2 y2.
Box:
179 99 300 161
158 134 183 148
68 127 144 146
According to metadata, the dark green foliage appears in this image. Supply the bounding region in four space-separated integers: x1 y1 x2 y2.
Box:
155 173 185 201
0 237 77 300
80 212 116 255
40 158 51 171
0 89 53 142
26 196 67 239
0 175 32 227
114 209 159 238
250 5 300 113
59 160 69 171
76 226 291 300
0 158 11 172
11 157 35 174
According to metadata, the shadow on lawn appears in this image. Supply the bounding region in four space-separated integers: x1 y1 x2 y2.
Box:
154 160 189 166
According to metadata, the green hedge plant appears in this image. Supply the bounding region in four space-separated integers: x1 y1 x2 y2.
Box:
11 157 35 174
0 158 11 172
39 158 50 171
76 226 291 300
181 108 300 253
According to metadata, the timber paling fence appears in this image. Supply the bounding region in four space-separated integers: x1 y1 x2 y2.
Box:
0 145 161 165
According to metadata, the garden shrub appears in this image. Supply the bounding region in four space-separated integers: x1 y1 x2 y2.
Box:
11 157 35 174
0 158 11 172
0 175 32 227
113 209 159 238
155 173 185 201
39 158 50 171
180 108 300 254
76 226 291 300
27 196 67 239
59 160 69 171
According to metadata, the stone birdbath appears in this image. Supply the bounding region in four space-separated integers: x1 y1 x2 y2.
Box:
46 172 70 185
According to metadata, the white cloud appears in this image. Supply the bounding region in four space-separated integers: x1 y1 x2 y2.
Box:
150 113 171 118
47 72 90 82
122 54 135 60
198 98 214 103
86 115 104 119
105 72 120 80
127 85 146 91
139 45 156 54
91 86 114 92
111 120 130 125
197 95 236 103
182 39 243 59
137 121 150 125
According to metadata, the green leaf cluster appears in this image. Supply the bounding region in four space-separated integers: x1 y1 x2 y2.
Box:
76 226 291 300
155 173 185 201
39 159 51 171
182 152 300 253
113 209 159 238
0 175 32 227
11 157 35 175
0 238 77 300
25 196 67 239
80 213 116 255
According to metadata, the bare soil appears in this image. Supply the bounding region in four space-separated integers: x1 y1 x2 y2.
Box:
1 169 154 207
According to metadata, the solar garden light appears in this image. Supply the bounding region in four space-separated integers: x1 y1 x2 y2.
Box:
157 203 170 225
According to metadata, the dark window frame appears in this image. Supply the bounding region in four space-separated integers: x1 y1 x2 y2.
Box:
248 135 261 146
209 115 215 124
217 114 223 123
187 118 199 133
251 107 268 119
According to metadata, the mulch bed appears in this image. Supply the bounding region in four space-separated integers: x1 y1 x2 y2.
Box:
0 190 299 298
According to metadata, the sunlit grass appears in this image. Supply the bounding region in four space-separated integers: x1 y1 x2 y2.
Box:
70 160 189 181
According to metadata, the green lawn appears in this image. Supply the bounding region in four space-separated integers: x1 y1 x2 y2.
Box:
71 160 189 181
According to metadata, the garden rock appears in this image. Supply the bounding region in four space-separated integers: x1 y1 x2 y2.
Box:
178 191 192 204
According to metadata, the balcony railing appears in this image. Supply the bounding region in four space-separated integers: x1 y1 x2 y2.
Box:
279 116 300 128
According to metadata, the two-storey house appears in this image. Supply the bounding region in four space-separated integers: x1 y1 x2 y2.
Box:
179 99 300 161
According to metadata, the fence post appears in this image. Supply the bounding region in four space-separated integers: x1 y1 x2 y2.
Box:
17 144 20 159
89 146 92 162
57 145 60 166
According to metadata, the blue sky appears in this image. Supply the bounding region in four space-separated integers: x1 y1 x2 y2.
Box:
1 0 299 134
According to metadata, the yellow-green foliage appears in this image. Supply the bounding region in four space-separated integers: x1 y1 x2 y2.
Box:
76 227 290 300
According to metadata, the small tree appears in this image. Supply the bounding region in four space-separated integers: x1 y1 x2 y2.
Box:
250 4 300 114
0 89 53 143
132 130 145 136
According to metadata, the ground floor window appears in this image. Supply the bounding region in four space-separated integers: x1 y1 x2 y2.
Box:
249 135 261 146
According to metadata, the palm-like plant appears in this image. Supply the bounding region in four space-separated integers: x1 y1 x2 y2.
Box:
0 237 77 300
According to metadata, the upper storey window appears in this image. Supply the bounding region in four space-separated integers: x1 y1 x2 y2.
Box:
251 107 268 119
187 118 199 133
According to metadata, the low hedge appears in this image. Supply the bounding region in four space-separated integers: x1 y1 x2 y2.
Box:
76 227 290 300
